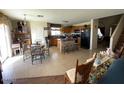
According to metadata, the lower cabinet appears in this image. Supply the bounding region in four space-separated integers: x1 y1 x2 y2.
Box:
50 37 57 46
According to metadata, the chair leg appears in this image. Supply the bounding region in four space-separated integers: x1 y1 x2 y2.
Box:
31 56 34 65
40 56 42 64
32 61 33 65
48 49 50 56
23 55 25 62
43 54 45 59
64 76 67 84
64 74 68 84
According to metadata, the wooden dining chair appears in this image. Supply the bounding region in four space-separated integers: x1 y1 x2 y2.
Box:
23 44 31 62
43 41 50 58
64 53 97 84
31 45 44 64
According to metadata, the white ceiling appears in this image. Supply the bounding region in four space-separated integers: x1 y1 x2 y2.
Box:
0 9 124 26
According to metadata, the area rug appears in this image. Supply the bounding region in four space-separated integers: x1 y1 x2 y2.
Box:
13 75 64 84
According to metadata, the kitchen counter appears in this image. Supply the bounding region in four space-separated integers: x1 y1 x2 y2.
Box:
57 39 77 53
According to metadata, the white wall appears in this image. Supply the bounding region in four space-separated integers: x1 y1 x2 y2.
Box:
90 19 98 50
30 21 47 44
110 15 124 50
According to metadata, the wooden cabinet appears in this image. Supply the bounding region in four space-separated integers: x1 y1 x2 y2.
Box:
61 27 72 33
72 26 83 32
72 25 90 32
77 37 81 47
57 39 61 48
13 32 31 47
50 37 57 46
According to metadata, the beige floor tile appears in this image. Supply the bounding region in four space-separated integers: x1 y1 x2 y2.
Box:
2 46 105 82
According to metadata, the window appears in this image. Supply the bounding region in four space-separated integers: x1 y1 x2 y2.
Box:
51 27 61 36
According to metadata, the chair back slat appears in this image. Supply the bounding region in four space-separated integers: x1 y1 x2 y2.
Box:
75 53 96 83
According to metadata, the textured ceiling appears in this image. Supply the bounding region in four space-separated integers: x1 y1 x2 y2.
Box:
0 9 124 26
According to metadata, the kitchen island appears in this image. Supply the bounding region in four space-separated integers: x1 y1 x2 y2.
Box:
57 39 78 53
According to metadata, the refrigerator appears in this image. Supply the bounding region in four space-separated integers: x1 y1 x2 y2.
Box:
80 31 90 49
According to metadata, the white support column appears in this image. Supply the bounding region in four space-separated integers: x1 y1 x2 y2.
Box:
90 19 98 50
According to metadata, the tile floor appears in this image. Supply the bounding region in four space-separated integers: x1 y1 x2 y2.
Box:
2 47 105 83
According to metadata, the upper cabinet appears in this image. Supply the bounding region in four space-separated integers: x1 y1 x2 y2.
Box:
72 26 82 32
61 25 91 33
72 25 91 32
61 26 73 33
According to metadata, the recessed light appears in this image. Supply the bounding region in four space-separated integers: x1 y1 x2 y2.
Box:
63 20 69 23
37 15 44 17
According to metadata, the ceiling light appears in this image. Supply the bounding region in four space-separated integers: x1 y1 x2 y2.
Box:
63 20 69 23
37 15 44 17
